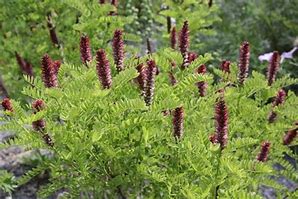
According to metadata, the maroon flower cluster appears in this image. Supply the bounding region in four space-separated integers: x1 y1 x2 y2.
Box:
80 35 92 66
283 128 297 145
170 27 177 49
32 99 46 113
220 60 231 73
144 60 157 106
15 52 34 76
256 141 271 162
1 98 13 112
47 13 60 47
172 106 184 140
32 99 46 132
112 29 125 71
268 89 286 123
214 96 228 149
196 64 208 97
188 52 198 64
267 51 280 86
41 54 60 88
99 0 105 4
179 21 190 69
238 41 250 85
96 49 112 89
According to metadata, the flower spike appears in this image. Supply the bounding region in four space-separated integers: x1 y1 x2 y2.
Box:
214 96 228 148
238 41 250 85
179 21 190 69
170 27 177 49
173 106 184 140
80 35 92 66
112 29 125 72
257 141 271 162
136 63 147 95
96 49 112 89
41 54 58 88
144 60 157 106
283 128 297 145
267 51 280 86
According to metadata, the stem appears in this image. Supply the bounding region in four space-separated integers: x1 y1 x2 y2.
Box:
0 75 9 97
214 148 222 198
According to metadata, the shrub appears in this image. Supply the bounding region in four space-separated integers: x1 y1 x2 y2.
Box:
1 18 297 197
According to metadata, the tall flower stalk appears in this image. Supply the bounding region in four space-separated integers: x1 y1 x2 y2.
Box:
238 41 250 85
172 106 184 140
112 29 125 72
267 51 280 86
96 49 112 89
80 35 92 66
144 60 157 106
179 21 190 69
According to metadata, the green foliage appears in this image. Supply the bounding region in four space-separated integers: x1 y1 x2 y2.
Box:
1 35 298 197
205 0 298 77
0 0 297 198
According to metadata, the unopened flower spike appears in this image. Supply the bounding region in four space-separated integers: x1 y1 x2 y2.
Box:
42 133 54 147
170 27 176 49
196 64 208 97
80 35 92 66
238 41 250 85
267 51 280 86
173 106 184 140
256 141 271 162
1 98 13 112
96 49 112 89
283 128 297 145
214 95 228 149
41 54 58 88
47 13 60 47
144 60 157 106
32 99 46 113
179 21 190 69
113 29 125 72
15 52 34 76
220 60 231 73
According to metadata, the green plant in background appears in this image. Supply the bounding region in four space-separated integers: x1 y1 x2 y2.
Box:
0 0 136 99
205 0 298 77
1 18 297 197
